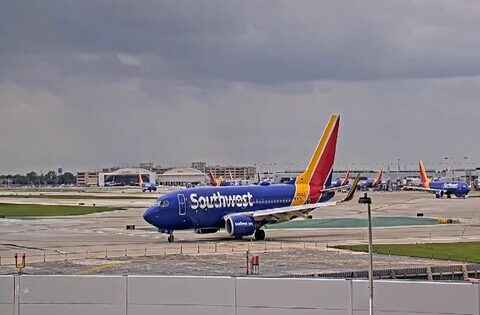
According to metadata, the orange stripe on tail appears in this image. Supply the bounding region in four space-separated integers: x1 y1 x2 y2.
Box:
419 160 430 188
292 115 340 205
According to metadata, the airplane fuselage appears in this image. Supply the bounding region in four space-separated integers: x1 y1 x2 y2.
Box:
143 183 335 232
429 180 470 198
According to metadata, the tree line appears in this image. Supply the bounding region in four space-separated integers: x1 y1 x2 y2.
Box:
0 171 76 186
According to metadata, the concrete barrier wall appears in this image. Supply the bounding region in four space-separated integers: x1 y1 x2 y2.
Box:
0 275 478 315
0 276 14 315
127 276 235 315
19 275 126 315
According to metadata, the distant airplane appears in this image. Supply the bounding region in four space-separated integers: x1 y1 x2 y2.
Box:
331 170 350 187
358 169 384 190
138 172 157 192
143 115 360 242
208 170 258 186
403 160 470 198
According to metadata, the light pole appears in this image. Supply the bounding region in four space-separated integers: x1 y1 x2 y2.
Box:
359 192 373 315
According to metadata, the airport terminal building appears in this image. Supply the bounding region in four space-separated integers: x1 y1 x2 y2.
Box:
156 168 206 186
206 165 256 180
98 168 156 187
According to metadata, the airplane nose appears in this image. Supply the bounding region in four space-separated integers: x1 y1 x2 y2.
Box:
143 206 157 226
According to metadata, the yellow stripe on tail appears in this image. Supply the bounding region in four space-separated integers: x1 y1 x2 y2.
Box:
291 115 340 206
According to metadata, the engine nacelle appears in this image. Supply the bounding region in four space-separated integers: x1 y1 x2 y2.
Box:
435 190 444 198
194 228 219 234
225 215 256 237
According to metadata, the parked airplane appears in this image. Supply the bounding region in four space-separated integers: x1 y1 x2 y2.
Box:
208 170 236 186
138 172 157 192
332 170 350 187
403 160 470 198
358 169 384 190
208 170 260 186
143 115 360 242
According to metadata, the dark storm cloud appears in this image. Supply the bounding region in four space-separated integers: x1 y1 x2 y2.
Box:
0 1 479 172
3 1 480 83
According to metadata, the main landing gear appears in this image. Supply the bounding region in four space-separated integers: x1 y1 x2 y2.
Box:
254 229 265 241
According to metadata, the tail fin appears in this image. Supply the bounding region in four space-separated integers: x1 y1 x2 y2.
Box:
293 115 340 204
419 160 430 188
138 171 143 187
208 171 218 186
372 169 384 187
341 170 350 186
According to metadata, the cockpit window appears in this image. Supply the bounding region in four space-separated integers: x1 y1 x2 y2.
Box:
154 199 169 207
159 200 169 207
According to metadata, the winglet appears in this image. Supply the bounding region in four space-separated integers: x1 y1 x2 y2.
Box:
339 174 361 203
419 160 430 188
228 170 234 181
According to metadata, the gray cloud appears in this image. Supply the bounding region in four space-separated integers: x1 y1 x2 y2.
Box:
0 1 479 173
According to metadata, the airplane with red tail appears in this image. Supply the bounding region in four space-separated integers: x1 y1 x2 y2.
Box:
143 115 360 242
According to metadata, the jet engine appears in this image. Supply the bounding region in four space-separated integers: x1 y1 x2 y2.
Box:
435 190 444 198
225 215 256 237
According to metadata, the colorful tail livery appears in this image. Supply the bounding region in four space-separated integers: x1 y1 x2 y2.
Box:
340 170 350 186
418 160 430 188
403 160 470 198
372 169 384 188
138 171 157 192
208 171 218 186
143 115 360 243
292 115 340 205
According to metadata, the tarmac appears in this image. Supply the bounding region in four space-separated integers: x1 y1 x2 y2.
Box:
0 188 479 275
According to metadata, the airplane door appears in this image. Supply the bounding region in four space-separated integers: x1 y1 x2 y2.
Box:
177 194 186 216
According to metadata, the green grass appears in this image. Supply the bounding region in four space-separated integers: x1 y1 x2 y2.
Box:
335 242 480 263
0 194 155 200
0 203 124 217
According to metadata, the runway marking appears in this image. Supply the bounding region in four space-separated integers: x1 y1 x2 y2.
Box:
75 262 119 275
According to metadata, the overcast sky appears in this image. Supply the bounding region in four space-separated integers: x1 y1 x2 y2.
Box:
1 1 480 174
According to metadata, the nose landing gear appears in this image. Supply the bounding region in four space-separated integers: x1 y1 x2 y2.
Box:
167 233 175 243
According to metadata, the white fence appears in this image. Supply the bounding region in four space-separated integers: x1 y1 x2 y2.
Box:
0 275 479 315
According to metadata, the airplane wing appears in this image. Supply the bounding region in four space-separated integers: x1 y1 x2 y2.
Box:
402 186 439 194
249 201 338 223
225 175 361 225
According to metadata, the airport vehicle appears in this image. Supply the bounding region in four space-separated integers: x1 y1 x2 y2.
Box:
138 172 157 192
143 115 359 242
358 169 384 190
403 160 470 198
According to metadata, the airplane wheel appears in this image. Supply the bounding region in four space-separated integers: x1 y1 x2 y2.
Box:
447 194 452 199
167 234 174 243
234 235 243 240
254 229 265 241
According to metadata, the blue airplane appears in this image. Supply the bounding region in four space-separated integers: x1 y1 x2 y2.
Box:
143 115 359 242
138 172 157 192
403 160 470 198
358 169 384 190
